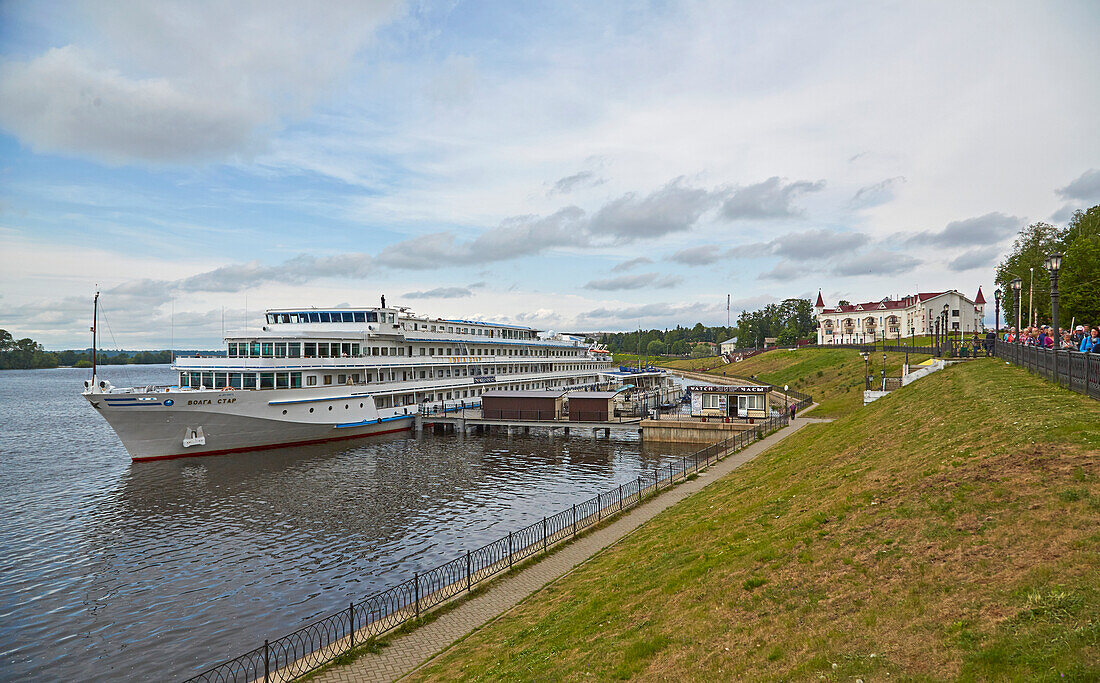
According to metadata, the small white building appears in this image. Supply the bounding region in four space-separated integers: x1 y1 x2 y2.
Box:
719 338 739 354
815 288 986 344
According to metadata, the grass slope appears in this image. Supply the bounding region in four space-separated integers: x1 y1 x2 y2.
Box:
703 347 931 419
410 360 1099 682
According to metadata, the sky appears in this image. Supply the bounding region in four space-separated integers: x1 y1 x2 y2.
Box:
1 0 1099 349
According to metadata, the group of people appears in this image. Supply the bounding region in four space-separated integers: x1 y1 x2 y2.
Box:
998 325 1100 352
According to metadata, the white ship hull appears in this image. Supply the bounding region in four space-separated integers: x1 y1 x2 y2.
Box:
86 387 413 461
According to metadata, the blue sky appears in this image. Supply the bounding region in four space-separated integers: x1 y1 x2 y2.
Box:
2 0 1099 348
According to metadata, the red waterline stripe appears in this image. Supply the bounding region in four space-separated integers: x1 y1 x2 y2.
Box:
131 424 413 462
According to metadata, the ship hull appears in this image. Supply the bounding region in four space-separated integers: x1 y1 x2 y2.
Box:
86 389 414 461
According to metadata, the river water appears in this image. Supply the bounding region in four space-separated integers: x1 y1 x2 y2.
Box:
0 366 698 681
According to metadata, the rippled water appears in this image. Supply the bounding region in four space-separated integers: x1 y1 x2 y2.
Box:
0 366 697 682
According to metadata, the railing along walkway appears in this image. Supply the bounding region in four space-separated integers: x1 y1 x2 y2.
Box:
183 409 804 683
994 340 1100 400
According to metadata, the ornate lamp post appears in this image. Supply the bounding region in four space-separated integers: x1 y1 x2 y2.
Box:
860 351 870 390
994 287 1002 338
881 351 887 390
1046 252 1063 382
1011 277 1022 335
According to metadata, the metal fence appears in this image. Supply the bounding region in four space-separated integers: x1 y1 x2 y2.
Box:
182 411 799 682
995 340 1100 400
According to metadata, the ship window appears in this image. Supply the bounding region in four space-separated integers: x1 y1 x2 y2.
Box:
280 314 290 323
288 314 298 323
180 373 190 387
242 374 257 389
352 374 360 383
229 373 242 389
323 375 332 385
342 343 351 357
306 375 316 386
250 342 261 357
201 372 214 389
318 312 330 323
389 314 396 323
227 343 237 357
354 312 366 323
275 343 287 358
214 372 228 388
288 343 301 358
276 373 289 389
266 314 275 324
351 343 360 356
381 347 388 356
261 343 273 357
318 344 330 358
428 348 434 356
303 312 316 323
259 373 274 389
366 312 378 323
338 374 347 384
304 342 316 357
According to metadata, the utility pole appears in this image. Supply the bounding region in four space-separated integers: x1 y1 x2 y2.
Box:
1028 267 1034 328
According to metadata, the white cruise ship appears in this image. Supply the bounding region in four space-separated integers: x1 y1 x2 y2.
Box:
84 301 613 461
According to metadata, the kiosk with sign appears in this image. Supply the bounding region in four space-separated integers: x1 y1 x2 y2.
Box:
688 385 771 421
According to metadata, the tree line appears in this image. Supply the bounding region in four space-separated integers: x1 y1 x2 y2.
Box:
0 330 202 370
994 205 1099 329
598 298 815 358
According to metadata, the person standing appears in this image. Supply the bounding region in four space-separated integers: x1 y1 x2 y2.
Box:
789 403 796 421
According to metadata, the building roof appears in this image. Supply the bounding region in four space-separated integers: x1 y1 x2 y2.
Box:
481 390 567 399
974 286 986 304
815 290 825 307
567 390 623 399
719 338 738 345
822 291 959 314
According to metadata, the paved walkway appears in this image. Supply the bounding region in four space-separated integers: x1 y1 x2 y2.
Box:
313 413 831 683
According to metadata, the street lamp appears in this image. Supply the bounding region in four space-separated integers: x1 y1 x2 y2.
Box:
783 384 789 415
994 287 1002 338
943 303 950 353
860 351 869 390
1011 277 1022 334
881 351 887 390
1046 252 1063 382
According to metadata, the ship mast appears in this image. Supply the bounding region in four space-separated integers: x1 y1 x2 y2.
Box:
91 288 99 385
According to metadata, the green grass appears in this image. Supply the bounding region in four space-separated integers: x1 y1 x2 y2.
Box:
701 347 932 418
407 360 1100 681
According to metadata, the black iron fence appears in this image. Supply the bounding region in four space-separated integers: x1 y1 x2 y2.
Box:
995 340 1100 400
825 342 938 355
182 412 798 682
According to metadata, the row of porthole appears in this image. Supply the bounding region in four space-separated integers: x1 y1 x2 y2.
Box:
281 401 367 415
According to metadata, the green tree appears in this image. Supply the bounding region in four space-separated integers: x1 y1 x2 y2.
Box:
670 340 690 355
995 221 1061 327
690 343 714 358
1059 206 1100 326
646 340 667 356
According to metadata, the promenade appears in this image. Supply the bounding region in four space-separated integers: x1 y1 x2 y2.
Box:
314 411 829 683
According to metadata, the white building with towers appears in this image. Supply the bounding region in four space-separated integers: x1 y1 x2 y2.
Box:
814 288 986 344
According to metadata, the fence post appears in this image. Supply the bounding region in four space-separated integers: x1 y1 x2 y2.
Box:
654 467 658 491
619 483 623 510
669 462 673 484
466 550 472 591
543 516 548 552
508 531 514 569
414 572 420 618
349 602 356 649
637 476 642 500
264 639 270 683
597 494 602 522
572 504 577 536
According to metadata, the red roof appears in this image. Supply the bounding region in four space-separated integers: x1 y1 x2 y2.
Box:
815 291 825 307
825 291 948 314
974 287 986 304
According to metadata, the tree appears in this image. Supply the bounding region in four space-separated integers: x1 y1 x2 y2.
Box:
0 329 13 352
670 340 690 355
646 340 667 356
690 343 714 358
995 221 1061 327
1059 206 1100 326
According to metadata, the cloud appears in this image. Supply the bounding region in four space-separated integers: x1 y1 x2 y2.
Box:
1050 204 1078 223
1056 169 1100 201
725 229 868 262
610 256 653 272
668 245 725 265
906 212 1021 248
947 246 1001 272
850 176 906 209
588 177 720 241
0 1 400 163
757 260 806 281
719 177 825 220
831 249 920 276
380 206 586 269
402 286 474 299
583 273 682 291
548 171 605 196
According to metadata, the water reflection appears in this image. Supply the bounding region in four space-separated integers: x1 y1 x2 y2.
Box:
1 367 698 681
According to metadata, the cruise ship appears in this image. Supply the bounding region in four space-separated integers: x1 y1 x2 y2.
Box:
84 300 614 461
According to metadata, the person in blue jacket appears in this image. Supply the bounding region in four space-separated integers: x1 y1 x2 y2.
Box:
1082 328 1099 353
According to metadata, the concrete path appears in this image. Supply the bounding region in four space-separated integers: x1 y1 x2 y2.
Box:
313 413 831 683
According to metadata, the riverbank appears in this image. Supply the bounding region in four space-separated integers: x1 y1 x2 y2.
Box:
403 359 1099 680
